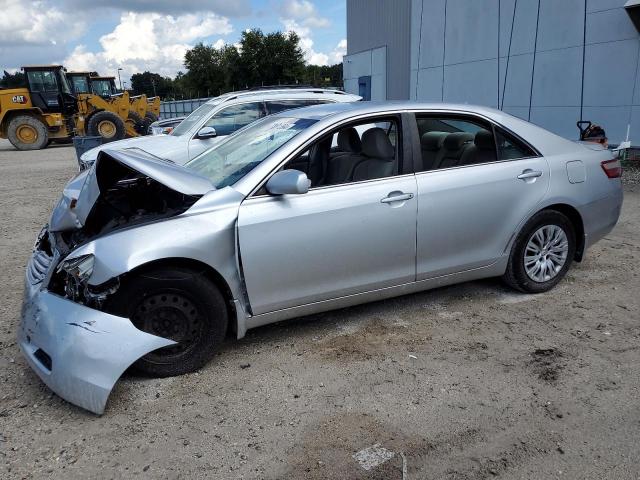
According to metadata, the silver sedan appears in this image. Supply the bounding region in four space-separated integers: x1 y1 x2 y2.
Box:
19 102 623 413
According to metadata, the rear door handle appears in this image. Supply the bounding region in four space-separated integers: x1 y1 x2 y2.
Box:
381 192 414 203
517 170 543 180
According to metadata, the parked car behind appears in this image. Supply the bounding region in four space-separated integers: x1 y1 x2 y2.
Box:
148 116 186 135
78 88 362 169
20 102 623 414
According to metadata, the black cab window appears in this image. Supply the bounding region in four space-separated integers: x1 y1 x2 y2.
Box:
27 71 58 93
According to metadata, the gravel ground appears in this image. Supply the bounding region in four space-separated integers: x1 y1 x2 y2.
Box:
0 139 639 479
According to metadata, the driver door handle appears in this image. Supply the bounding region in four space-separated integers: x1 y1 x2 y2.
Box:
381 192 414 203
517 170 543 180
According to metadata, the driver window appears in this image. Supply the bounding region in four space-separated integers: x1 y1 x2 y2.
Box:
204 102 265 136
284 117 401 188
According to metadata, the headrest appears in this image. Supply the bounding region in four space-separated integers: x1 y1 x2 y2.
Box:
443 132 474 151
421 131 448 151
337 127 362 153
362 128 395 159
474 129 494 150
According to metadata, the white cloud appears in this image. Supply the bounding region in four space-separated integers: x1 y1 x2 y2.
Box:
281 19 343 66
62 0 251 17
0 0 86 47
280 0 331 29
63 12 233 82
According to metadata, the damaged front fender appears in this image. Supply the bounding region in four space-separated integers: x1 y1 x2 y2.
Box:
19 286 175 414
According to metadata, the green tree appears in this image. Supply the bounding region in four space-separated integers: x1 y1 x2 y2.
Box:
0 70 25 89
130 71 174 98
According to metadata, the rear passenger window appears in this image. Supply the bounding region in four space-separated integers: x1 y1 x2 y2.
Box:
495 127 537 160
282 117 401 188
415 115 497 171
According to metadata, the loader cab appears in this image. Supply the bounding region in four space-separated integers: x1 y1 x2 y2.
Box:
90 77 118 98
23 66 76 115
67 72 94 95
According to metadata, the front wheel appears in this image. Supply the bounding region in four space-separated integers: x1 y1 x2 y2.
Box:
503 210 576 293
104 266 228 377
86 111 126 143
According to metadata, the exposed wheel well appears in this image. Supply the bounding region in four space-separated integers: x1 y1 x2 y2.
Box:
123 258 238 335
542 204 585 261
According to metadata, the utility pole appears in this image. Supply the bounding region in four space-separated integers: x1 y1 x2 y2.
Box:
117 68 123 91
151 78 157 97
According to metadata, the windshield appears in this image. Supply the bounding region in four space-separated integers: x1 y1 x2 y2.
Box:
171 103 217 136
185 116 317 188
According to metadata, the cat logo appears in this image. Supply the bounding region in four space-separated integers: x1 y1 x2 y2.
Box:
11 95 27 104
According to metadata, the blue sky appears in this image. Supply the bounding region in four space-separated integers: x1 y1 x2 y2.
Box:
0 0 347 84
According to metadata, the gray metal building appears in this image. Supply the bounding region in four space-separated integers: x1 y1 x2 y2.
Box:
344 0 640 143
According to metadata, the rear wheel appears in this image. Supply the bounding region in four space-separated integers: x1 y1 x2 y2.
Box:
503 210 576 293
104 266 228 377
7 115 49 150
87 111 126 142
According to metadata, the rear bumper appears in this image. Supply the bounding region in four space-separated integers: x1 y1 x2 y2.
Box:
581 186 623 250
18 280 174 415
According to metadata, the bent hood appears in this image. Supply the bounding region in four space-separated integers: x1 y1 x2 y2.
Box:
50 148 215 233
80 134 189 165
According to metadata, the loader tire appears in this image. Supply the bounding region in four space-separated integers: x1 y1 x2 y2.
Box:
126 110 146 135
143 112 158 135
7 115 49 150
87 111 125 142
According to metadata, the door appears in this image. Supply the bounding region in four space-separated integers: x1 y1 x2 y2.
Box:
413 114 550 279
187 101 266 160
237 116 417 315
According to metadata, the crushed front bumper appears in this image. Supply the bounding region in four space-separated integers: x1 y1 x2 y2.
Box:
19 279 175 415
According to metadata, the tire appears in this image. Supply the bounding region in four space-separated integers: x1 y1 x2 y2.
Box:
126 110 146 135
104 266 228 377
503 210 576 294
142 112 157 135
7 115 49 150
86 110 126 142
145 111 158 123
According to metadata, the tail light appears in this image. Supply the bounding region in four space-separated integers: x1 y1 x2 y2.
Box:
601 158 622 178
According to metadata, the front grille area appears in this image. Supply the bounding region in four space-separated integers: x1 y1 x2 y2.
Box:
27 250 54 285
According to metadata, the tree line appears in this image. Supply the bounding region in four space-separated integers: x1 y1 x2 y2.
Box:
0 29 344 98
132 29 343 99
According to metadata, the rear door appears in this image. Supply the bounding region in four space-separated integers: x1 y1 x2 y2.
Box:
412 113 549 279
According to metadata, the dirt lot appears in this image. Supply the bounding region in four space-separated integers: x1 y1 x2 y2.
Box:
0 139 638 479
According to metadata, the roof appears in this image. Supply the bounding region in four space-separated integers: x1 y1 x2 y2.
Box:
22 65 64 70
204 88 360 105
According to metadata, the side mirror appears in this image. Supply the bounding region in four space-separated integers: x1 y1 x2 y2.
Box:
196 126 217 139
266 170 311 195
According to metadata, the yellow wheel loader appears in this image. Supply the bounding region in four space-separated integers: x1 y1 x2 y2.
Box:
67 72 142 138
0 66 76 150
